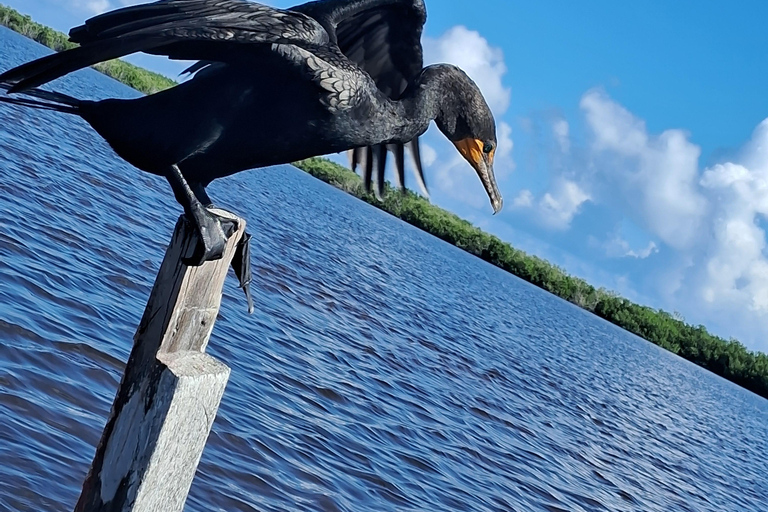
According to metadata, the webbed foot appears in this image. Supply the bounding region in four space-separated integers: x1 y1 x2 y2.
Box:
231 232 254 314
165 164 239 266
183 204 238 266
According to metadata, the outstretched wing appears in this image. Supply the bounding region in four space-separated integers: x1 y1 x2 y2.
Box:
0 0 329 92
294 0 429 198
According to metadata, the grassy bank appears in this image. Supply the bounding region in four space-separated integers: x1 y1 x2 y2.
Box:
3 4 767 399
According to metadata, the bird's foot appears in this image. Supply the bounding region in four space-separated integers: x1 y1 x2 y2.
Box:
182 205 253 313
231 232 254 314
183 204 238 266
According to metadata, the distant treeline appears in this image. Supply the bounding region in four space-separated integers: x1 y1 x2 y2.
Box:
2 4 767 400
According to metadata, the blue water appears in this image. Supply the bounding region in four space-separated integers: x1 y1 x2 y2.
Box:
0 27 766 512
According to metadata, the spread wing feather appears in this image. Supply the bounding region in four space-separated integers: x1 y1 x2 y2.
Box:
295 0 429 197
0 0 328 92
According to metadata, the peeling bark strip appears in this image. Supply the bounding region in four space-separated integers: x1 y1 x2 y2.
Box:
76 210 246 512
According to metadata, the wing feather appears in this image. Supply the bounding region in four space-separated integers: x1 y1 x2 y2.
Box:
296 0 429 195
0 0 328 92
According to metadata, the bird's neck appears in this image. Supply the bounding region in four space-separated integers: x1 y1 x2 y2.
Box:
391 64 455 142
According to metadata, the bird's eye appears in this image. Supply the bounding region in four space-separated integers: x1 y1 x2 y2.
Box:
483 142 494 154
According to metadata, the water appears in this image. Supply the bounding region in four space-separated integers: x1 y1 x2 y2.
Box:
0 27 766 512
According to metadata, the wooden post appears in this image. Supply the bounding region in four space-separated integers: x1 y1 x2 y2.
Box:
75 209 246 512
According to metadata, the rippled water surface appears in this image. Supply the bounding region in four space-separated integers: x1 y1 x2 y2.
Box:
0 28 766 512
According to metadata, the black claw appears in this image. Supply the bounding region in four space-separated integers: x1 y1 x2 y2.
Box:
182 205 231 266
231 232 254 314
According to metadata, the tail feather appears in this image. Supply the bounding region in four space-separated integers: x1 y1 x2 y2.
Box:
0 83 81 115
0 35 165 93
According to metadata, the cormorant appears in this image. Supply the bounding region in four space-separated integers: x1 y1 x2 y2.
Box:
0 0 503 269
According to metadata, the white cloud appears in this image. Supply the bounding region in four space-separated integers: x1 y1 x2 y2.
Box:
629 242 659 259
699 120 768 313
420 142 438 168
494 121 515 178
423 26 511 115
540 180 591 229
552 119 571 154
512 189 534 208
428 153 487 209
497 121 514 158
571 91 768 349
581 89 707 250
604 236 659 259
513 180 590 230
579 93 768 318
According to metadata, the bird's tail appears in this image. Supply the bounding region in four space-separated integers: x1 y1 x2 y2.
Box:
0 82 81 115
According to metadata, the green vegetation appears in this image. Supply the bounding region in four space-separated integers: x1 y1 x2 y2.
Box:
3 4 767 399
0 4 175 94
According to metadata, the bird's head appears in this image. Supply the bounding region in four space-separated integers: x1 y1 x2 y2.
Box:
430 65 503 214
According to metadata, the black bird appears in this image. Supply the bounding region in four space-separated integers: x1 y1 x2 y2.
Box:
0 0 503 267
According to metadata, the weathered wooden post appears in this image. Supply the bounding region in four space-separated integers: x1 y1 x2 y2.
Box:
75 209 247 512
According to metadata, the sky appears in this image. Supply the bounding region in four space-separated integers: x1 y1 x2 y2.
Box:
5 0 768 352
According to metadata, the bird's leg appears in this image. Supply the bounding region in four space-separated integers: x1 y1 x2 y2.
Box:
190 180 240 239
190 180 240 247
190 180 241 249
191 181 214 207
188 170 254 313
166 164 230 265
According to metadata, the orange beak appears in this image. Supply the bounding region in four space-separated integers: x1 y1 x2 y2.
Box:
452 138 503 214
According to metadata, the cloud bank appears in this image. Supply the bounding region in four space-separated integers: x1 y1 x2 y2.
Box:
699 120 768 314
581 89 707 251
527 89 768 349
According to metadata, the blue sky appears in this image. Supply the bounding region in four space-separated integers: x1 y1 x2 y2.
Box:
5 0 768 352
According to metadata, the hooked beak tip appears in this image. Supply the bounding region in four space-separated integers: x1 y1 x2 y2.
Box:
453 138 503 215
492 197 503 215
491 197 504 215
